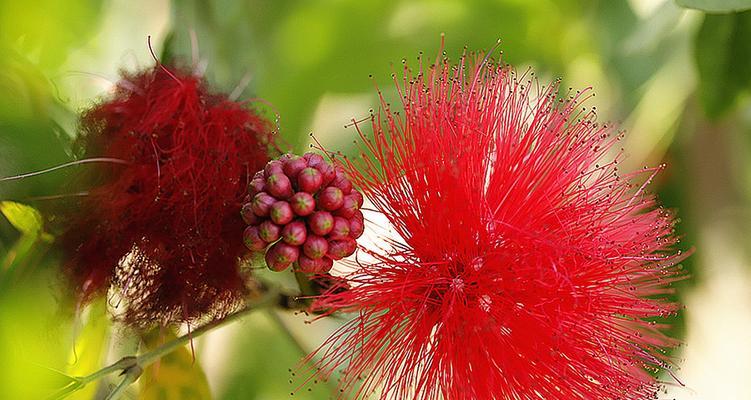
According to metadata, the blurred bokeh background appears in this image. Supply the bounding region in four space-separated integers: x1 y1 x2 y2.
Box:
1 0 750 398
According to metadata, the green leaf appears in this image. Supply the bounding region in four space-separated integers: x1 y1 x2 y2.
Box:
0 270 75 399
0 201 53 283
139 331 213 400
46 380 85 400
676 0 751 13
695 10 751 119
0 201 44 236
0 0 105 70
0 49 76 201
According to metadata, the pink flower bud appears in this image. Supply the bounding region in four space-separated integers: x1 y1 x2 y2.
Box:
303 235 329 259
328 216 350 240
289 192 316 216
304 152 325 167
297 255 333 274
264 159 283 176
269 201 294 225
283 155 308 178
348 216 364 239
315 162 336 185
318 186 344 211
349 191 364 208
243 226 267 252
248 176 266 196
335 194 359 218
282 220 308 246
298 167 323 193
251 192 276 217
331 171 353 194
309 211 334 236
241 203 260 225
327 237 357 260
352 209 364 222
266 173 293 199
258 220 281 242
265 242 299 271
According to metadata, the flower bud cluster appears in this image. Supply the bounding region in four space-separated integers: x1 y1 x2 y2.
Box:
242 153 364 273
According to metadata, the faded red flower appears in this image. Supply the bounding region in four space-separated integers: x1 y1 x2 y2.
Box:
61 63 275 326
309 49 687 399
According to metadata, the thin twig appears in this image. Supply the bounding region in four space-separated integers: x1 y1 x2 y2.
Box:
0 158 128 182
103 365 142 400
137 291 277 367
50 288 281 400
79 357 138 385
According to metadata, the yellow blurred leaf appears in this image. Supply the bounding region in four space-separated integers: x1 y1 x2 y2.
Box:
0 201 43 237
139 331 212 400
1 201 52 273
66 300 109 400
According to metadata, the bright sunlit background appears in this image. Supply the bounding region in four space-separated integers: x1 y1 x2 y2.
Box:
2 0 751 399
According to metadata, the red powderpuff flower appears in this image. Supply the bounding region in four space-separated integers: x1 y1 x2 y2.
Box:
308 49 688 399
60 62 275 326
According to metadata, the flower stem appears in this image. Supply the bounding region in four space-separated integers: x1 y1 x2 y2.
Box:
103 365 141 400
79 356 138 384
54 288 280 400
137 290 277 367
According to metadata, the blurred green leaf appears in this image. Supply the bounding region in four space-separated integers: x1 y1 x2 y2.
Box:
140 331 213 400
0 0 104 70
695 10 751 119
675 0 751 13
2 233 36 280
0 201 53 280
0 269 73 399
0 201 44 237
0 48 76 201
46 378 85 400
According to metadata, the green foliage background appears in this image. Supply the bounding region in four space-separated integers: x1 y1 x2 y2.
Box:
1 0 751 398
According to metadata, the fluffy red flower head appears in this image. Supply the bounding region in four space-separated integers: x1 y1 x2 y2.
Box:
61 63 275 326
309 50 687 399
